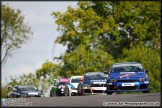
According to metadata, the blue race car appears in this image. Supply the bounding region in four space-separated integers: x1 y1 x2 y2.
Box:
77 72 107 95
107 62 150 94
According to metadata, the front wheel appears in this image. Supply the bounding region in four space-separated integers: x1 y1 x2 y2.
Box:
56 91 60 96
50 93 54 97
64 86 69 96
107 87 112 95
78 84 83 96
107 91 112 95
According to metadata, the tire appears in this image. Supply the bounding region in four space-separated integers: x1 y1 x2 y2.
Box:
107 91 112 95
143 90 150 93
56 91 59 96
11 94 15 98
107 87 112 95
52 93 54 97
50 93 54 97
78 84 83 96
64 86 69 96
56 90 60 96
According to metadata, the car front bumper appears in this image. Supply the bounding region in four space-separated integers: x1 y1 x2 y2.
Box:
17 94 30 98
107 81 149 92
58 89 65 95
70 89 77 93
83 87 107 94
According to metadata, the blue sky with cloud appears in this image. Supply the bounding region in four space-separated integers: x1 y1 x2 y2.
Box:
1 1 78 84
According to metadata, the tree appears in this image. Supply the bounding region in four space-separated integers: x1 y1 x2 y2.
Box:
60 44 114 77
36 60 61 80
51 1 116 76
52 1 160 59
91 1 161 58
1 4 33 66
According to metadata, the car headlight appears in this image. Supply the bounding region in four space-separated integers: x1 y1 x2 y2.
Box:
109 78 117 83
58 86 62 89
84 84 91 87
139 78 146 82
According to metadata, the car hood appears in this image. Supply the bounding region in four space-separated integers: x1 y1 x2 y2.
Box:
70 83 79 88
28 91 43 95
109 72 146 80
84 79 107 85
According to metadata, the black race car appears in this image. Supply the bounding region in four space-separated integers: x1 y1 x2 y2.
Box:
7 85 44 98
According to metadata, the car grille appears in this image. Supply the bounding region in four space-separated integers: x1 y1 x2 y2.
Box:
139 84 147 89
92 90 106 93
91 84 107 87
84 89 91 93
109 85 118 90
29 94 42 97
117 80 138 82
84 89 106 93
118 86 138 90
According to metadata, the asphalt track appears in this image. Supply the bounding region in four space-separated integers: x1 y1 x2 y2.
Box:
7 93 161 107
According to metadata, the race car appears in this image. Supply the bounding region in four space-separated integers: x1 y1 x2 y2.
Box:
50 78 69 96
64 76 83 96
7 85 44 98
77 72 107 95
107 62 150 94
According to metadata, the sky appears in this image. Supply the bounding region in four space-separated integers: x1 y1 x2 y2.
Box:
1 1 78 85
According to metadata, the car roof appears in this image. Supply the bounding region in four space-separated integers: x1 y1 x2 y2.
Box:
112 62 142 68
15 85 35 88
70 76 83 79
84 72 104 75
60 78 69 82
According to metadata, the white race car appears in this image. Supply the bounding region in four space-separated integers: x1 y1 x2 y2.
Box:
64 76 83 96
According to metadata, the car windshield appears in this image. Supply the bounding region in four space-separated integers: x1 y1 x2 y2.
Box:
59 82 66 85
84 73 105 80
111 66 144 72
71 78 81 83
19 86 39 91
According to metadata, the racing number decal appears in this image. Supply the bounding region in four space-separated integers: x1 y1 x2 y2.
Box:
119 73 136 79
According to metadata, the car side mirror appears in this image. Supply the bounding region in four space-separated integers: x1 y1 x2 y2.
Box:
145 70 149 73
80 78 84 82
